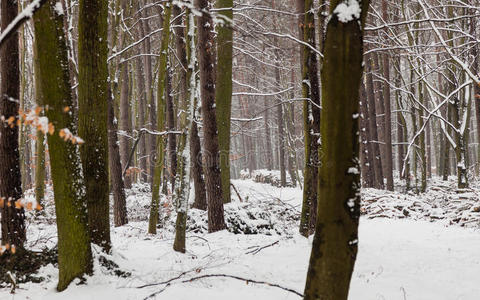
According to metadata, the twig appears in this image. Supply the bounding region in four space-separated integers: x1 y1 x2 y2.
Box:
245 240 279 255
230 183 243 202
136 271 188 289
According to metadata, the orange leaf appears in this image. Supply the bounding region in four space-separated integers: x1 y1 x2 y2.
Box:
48 123 55 135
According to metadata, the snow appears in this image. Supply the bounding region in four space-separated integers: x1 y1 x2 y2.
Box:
2 179 480 299
334 0 361 23
54 2 64 16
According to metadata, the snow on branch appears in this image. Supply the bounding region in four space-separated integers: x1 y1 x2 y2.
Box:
0 0 47 49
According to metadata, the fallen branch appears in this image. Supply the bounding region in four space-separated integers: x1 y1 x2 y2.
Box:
140 272 303 299
182 274 303 297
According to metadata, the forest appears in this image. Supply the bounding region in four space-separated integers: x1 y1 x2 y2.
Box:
1 0 480 299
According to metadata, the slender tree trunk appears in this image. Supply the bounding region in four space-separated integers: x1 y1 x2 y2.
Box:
108 89 128 226
135 38 148 182
196 0 226 232
299 0 320 236
365 54 384 189
166 65 177 190
381 0 394 191
264 96 273 171
173 5 195 253
34 1 92 290
78 0 111 250
149 1 172 234
360 83 374 188
304 2 369 298
0 0 26 251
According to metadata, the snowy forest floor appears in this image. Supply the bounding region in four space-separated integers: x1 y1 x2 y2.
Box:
2 177 480 299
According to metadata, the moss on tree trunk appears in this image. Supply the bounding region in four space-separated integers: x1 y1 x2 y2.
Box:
33 1 92 291
78 0 111 249
303 1 369 298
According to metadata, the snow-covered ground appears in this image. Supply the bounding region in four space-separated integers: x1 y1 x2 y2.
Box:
2 179 480 300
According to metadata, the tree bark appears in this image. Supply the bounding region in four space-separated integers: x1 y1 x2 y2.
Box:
0 0 26 251
149 1 171 234
34 1 92 290
215 0 233 204
196 0 226 232
299 0 320 237
108 89 128 227
303 1 370 298
78 0 111 250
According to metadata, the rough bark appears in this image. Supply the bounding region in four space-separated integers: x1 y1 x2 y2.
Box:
303 1 369 298
299 0 320 237
365 54 384 189
108 88 128 227
34 1 92 290
149 1 171 234
215 0 233 204
196 0 226 232
78 0 111 250
0 0 26 250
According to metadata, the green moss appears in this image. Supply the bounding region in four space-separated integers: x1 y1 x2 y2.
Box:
33 1 92 291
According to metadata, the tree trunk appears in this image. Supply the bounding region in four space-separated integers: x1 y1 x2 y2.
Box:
215 0 233 204
173 5 194 253
299 0 320 237
303 1 369 298
34 1 92 290
365 54 384 189
381 0 394 191
108 88 128 226
78 0 111 250
149 1 171 234
166 65 177 190
196 0 226 232
0 0 26 251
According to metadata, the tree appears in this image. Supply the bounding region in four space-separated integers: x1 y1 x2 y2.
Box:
196 0 226 232
149 1 171 234
0 0 26 251
298 0 321 237
215 0 233 204
303 0 370 299
33 0 92 291
173 3 195 253
78 0 111 249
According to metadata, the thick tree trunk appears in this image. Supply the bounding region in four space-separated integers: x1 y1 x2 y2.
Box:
196 0 226 232
78 0 111 250
215 0 233 204
303 1 369 298
0 0 26 251
34 1 92 290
